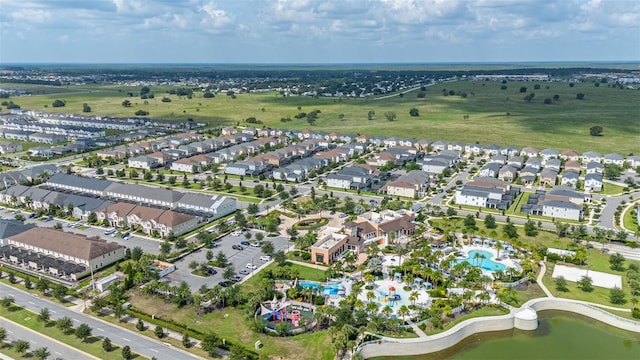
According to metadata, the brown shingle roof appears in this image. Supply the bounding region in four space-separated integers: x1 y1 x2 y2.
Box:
9 228 122 261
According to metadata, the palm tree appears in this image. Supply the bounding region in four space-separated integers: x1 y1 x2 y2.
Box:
630 297 638 311
381 305 393 327
397 305 410 322
354 299 365 310
495 241 504 259
473 252 481 267
365 301 379 316
366 291 376 303
478 254 486 269
363 273 375 285
409 291 419 306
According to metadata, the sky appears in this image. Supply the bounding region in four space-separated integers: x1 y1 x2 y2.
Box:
0 0 639 64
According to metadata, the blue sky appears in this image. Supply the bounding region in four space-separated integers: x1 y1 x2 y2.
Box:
0 0 638 64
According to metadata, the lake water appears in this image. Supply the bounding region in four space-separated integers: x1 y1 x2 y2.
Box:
372 311 640 360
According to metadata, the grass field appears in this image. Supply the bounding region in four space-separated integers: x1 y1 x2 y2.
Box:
2 80 638 154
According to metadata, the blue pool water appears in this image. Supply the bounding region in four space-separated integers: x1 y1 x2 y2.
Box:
299 281 342 295
453 250 506 271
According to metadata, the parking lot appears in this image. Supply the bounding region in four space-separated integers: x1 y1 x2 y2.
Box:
164 229 290 290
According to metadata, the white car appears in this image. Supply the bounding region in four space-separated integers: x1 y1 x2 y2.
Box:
259 256 271 262
250 242 261 248
246 263 257 270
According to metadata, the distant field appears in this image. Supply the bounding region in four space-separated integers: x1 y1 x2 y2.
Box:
2 80 638 154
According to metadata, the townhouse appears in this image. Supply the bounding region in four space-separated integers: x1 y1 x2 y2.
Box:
455 178 519 210
381 170 429 198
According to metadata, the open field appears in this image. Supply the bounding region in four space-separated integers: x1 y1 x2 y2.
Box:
2 79 638 154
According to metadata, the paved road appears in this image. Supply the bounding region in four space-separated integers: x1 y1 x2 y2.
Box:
0 316 95 360
0 282 201 360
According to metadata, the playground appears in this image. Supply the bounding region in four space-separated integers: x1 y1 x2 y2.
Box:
359 279 431 317
259 296 316 333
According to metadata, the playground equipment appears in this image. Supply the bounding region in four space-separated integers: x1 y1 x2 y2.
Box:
259 296 312 329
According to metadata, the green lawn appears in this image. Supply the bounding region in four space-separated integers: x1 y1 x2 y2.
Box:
542 256 639 312
0 305 141 360
425 305 509 335
622 205 638 232
241 261 328 294
600 183 626 195
3 80 639 154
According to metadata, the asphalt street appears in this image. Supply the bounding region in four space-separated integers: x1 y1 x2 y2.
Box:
0 282 201 360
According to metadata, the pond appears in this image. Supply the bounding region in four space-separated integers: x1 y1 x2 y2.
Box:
372 310 640 360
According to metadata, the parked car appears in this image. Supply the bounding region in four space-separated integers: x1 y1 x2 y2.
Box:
259 255 271 261
250 242 261 247
239 269 250 275
246 263 257 270
232 244 244 250
231 275 243 282
218 281 231 287
240 241 250 246
207 267 218 275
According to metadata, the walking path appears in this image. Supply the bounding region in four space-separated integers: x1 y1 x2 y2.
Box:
537 262 554 298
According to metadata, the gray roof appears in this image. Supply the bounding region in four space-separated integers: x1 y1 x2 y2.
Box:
562 171 580 180
48 173 114 192
585 173 603 182
582 151 601 158
0 219 36 239
544 200 581 210
604 153 624 161
106 183 183 203
587 161 603 169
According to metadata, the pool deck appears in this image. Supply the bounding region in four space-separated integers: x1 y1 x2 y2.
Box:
458 245 518 271
358 279 431 316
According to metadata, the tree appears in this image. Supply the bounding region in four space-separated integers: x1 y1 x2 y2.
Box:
206 249 214 261
0 327 6 344
274 250 287 265
484 214 497 229
461 215 475 231
524 219 538 236
122 345 132 360
14 340 30 355
87 211 98 224
82 103 92 112
223 266 235 281
182 333 192 348
37 307 51 324
555 276 569 292
590 126 603 136
131 246 144 261
53 284 67 302
383 111 396 122
33 347 50 360
577 276 593 292
603 164 622 180
52 99 66 107
610 286 626 304
154 325 165 338
24 277 31 290
609 253 626 271
216 251 228 267
261 241 274 255
122 99 132 107
103 337 113 352
1 296 13 308
519 86 527 93
75 323 92 342
136 318 145 331
576 93 585 100
56 316 73 334
409 108 419 116
367 110 375 120
201 332 220 356
503 222 518 239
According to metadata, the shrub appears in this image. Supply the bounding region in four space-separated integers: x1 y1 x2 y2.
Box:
301 252 311 261
633 308 640 319
313 296 325 306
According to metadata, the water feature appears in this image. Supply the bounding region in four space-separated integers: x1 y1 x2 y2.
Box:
372 310 640 360
453 249 506 272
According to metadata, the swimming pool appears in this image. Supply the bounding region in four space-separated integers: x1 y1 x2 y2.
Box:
454 250 506 271
299 281 343 296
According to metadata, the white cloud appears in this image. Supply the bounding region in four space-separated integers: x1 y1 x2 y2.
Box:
58 35 70 43
199 2 234 31
10 8 51 23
